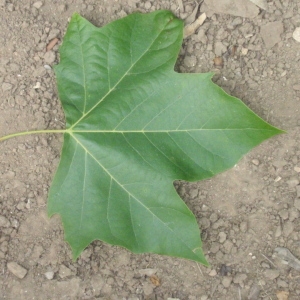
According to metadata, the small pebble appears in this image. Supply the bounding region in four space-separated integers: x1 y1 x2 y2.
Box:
240 221 248 233
87 5 94 11
48 28 60 41
231 17 243 27
294 166 300 172
33 1 43 9
294 198 300 210
33 66 47 77
7 262 27 279
0 215 10 227
143 282 154 296
264 269 279 280
139 268 157 276
43 51 56 64
277 279 288 287
45 271 54 280
3 171 15 179
2 82 12 92
275 225 282 237
261 262 270 268
287 178 299 188
252 159 260 166
58 4 67 12
214 41 227 56
11 219 19 228
233 273 247 286
33 82 41 89
293 27 300 42
274 176 282 182
183 55 197 68
144 1 151 9
278 209 289 220
248 284 261 300
208 269 217 276
218 232 227 243
59 265 72 278
210 242 220 254
222 276 232 288
189 189 198 199
260 21 283 48
289 208 299 221
281 70 287 77
283 221 294 236
296 185 300 198
7 3 13 11
241 47 248 55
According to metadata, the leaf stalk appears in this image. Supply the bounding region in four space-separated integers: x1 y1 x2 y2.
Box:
0 129 67 142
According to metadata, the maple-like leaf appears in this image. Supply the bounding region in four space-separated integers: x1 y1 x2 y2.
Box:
47 10 282 264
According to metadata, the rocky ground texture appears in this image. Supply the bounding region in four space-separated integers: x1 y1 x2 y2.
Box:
1 0 300 299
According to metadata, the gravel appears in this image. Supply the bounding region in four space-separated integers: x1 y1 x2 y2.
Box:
1 0 300 299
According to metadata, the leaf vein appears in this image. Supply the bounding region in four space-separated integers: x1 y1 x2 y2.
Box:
167 132 213 175
79 151 87 229
142 95 183 130
75 21 88 113
71 134 194 252
143 133 189 176
129 195 141 249
186 131 226 161
53 140 79 197
70 19 173 129
106 177 115 239
113 77 182 130
122 133 159 174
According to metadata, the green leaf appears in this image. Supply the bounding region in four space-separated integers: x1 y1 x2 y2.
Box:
47 10 282 265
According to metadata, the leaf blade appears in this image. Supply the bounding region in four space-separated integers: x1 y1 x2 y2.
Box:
49 10 283 264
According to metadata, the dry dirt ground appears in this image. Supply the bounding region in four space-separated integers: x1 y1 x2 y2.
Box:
1 0 300 299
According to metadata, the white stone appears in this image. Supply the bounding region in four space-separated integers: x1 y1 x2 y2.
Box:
293 27 300 42
33 1 43 9
139 268 157 276
219 232 227 243
45 271 54 280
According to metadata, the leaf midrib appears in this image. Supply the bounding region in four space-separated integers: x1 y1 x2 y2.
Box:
68 128 276 133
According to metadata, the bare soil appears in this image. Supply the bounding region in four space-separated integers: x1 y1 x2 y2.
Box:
1 0 300 299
